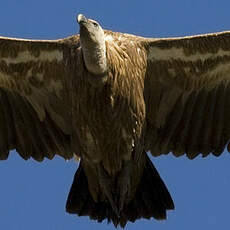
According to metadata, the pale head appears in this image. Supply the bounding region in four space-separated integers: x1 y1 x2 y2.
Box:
77 14 107 75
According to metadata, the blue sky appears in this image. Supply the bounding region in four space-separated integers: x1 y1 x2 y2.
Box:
0 0 230 229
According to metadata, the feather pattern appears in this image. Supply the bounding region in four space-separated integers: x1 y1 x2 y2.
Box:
0 36 80 160
144 31 230 158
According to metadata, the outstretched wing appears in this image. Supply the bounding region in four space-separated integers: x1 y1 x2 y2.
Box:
0 35 80 161
143 31 230 159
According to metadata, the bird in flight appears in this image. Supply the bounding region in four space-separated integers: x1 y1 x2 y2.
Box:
0 13 230 227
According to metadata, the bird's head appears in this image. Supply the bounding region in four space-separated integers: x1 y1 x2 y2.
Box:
77 14 104 44
77 14 107 76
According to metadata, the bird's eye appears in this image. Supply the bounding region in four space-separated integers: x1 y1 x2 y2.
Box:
93 22 98 27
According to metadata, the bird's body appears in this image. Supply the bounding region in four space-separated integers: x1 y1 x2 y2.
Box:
1 14 230 227
68 29 162 222
73 31 145 171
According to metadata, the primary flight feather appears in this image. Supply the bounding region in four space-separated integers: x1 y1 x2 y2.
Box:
0 13 230 227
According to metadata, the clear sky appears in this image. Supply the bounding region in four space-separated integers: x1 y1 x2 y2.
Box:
0 0 230 229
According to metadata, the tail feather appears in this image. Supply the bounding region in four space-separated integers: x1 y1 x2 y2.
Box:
66 155 174 228
66 163 118 225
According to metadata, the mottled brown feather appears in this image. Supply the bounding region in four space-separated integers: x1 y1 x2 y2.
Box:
0 35 80 160
143 31 230 159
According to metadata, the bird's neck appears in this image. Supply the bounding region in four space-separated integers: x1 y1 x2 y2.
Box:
81 39 107 75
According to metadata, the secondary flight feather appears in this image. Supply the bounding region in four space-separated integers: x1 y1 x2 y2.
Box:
0 13 230 227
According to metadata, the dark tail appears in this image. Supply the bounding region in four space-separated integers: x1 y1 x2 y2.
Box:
66 155 174 228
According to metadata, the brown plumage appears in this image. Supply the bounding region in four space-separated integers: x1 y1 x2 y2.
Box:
1 14 230 227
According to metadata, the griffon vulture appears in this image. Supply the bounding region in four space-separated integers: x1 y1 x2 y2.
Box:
0 13 230 227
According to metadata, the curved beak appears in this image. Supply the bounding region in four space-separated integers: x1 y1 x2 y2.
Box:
77 14 88 25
